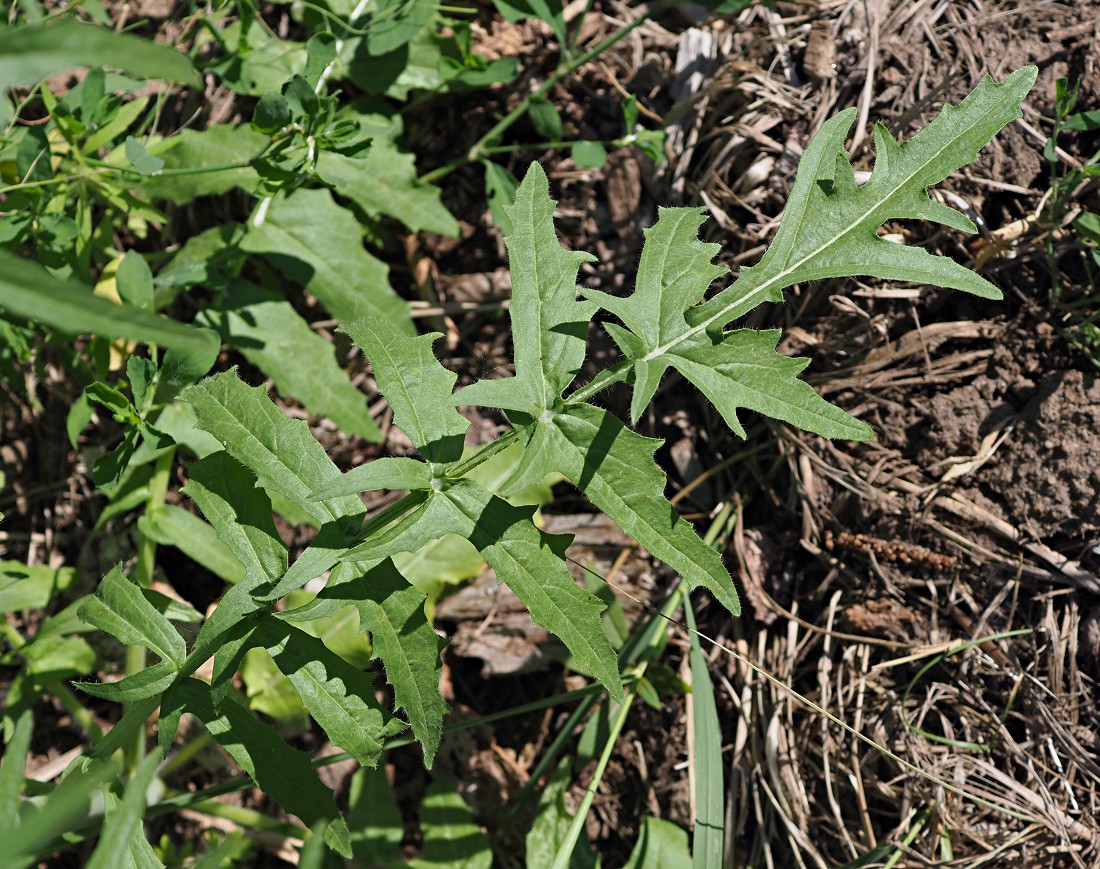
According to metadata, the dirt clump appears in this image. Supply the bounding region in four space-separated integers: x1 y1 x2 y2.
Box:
983 368 1100 540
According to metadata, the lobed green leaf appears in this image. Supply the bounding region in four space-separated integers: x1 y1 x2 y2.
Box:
343 318 468 463
78 565 185 666
283 559 448 766
182 370 365 526
510 404 740 615
583 67 1038 441
164 678 352 857
456 161 596 415
254 617 401 768
342 478 621 695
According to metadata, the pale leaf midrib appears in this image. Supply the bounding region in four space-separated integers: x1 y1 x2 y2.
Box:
641 96 1007 363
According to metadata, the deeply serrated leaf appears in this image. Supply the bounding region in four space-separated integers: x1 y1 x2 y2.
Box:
583 67 1037 439
254 617 398 767
182 370 365 526
701 67 1036 328
456 162 596 414
181 379 362 644
182 452 287 654
200 281 382 441
240 187 412 334
343 318 468 463
79 565 185 665
284 559 447 766
509 404 740 615
164 678 352 857
672 328 872 440
341 479 620 694
584 207 724 422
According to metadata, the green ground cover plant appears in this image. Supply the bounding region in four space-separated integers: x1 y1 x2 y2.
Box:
0 5 1041 866
1042 76 1100 362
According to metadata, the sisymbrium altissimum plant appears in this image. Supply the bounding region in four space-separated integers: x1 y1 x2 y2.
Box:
71 65 1038 857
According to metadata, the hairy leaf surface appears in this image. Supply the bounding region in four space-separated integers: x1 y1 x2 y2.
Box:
343 318 468 463
199 281 381 441
254 617 400 767
509 403 740 615
312 457 432 499
183 452 288 583
341 479 620 694
455 162 595 415
78 566 185 666
283 560 448 766
182 370 365 526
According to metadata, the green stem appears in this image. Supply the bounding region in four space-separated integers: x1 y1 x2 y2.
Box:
566 359 632 405
496 691 602 837
443 427 521 479
158 730 214 778
419 0 678 186
161 792 300 837
551 690 634 869
134 448 173 588
0 160 253 198
882 805 932 869
50 680 105 742
125 446 174 771
1 616 26 649
357 490 430 541
480 138 610 156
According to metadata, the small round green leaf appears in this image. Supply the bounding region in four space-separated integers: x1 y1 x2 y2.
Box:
571 140 607 169
252 91 291 133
